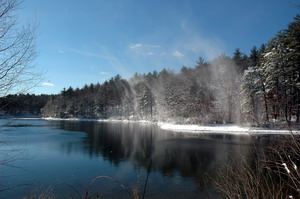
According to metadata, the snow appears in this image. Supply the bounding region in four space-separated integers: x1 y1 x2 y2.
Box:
293 163 297 170
42 117 300 135
159 123 250 135
264 51 273 57
282 163 291 174
159 123 300 135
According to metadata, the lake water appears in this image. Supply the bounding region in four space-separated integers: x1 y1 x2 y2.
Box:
0 119 259 198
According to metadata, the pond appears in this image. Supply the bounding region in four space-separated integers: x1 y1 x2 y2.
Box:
0 119 260 198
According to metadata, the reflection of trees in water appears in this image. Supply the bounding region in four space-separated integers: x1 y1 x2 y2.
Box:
57 121 155 166
56 121 254 192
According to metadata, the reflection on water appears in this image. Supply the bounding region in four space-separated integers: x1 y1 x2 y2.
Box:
55 121 254 197
1 119 255 198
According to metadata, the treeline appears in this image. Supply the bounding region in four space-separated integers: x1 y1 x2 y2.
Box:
0 94 50 117
42 16 300 126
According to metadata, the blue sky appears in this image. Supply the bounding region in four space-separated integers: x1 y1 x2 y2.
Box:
20 0 299 94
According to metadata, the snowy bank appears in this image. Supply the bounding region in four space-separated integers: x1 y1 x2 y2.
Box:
158 123 300 135
158 123 250 135
42 117 300 135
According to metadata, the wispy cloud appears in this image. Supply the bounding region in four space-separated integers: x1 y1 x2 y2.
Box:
129 43 161 57
172 50 184 57
145 44 160 48
63 46 131 77
66 48 117 61
58 50 65 54
100 71 109 75
129 43 143 49
129 43 161 50
42 82 55 87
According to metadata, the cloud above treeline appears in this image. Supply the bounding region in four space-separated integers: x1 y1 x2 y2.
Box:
172 50 184 57
42 82 55 87
100 71 109 75
129 43 162 57
129 43 160 49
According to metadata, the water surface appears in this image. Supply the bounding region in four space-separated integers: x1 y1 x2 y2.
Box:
0 119 256 198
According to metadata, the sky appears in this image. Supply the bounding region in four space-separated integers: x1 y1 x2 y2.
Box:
19 0 299 95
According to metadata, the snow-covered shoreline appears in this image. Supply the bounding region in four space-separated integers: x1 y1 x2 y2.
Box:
159 123 250 135
39 117 300 135
159 123 300 135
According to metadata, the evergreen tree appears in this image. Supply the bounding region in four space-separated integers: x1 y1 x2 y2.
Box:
249 46 259 67
233 48 249 72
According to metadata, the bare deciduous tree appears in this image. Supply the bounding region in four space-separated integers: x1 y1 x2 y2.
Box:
0 0 40 174
0 0 40 97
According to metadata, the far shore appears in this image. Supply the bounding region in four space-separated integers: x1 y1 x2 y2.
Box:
31 117 300 135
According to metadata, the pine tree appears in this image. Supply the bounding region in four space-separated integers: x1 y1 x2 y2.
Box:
233 48 249 73
249 46 259 67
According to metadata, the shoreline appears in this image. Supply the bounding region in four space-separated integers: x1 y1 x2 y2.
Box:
37 117 300 135
159 123 300 135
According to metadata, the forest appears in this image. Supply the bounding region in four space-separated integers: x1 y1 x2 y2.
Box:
0 94 50 117
2 16 299 126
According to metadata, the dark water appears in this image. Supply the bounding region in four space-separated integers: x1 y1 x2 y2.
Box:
0 119 262 198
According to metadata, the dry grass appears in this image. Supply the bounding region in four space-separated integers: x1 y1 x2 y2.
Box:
133 187 139 199
213 134 300 199
19 175 140 199
83 175 132 199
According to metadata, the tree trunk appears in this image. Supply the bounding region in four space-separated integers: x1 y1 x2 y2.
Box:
296 107 299 123
296 89 300 123
228 95 232 123
259 74 269 122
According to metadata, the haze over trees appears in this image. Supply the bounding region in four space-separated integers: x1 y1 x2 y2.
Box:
40 15 300 126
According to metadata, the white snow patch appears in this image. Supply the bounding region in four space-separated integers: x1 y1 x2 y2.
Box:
282 163 291 174
159 123 300 135
264 52 272 57
293 163 297 170
159 123 250 135
158 123 300 135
